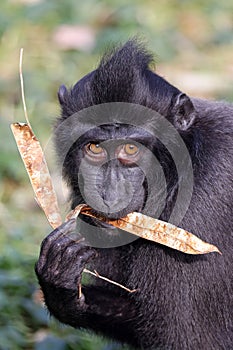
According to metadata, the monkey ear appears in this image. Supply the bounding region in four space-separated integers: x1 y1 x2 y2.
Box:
58 84 69 106
172 93 196 130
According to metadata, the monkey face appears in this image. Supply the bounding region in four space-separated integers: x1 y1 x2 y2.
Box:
76 126 154 220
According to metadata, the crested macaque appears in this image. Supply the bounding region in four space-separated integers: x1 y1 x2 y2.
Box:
35 40 233 350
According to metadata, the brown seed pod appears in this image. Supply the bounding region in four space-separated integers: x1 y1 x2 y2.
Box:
67 205 221 255
11 122 62 229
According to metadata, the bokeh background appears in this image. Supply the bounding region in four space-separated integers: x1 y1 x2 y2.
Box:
0 0 232 349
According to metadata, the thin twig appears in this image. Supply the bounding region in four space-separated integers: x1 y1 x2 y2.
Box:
19 48 31 128
78 283 82 299
83 268 138 293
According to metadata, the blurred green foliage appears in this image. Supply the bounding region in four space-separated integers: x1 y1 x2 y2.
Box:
0 0 232 349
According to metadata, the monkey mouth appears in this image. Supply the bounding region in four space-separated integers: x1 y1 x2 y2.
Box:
94 218 117 229
88 202 145 229
81 207 122 230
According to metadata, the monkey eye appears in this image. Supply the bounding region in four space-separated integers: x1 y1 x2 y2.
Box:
84 142 107 164
117 143 141 165
87 143 104 155
124 144 139 156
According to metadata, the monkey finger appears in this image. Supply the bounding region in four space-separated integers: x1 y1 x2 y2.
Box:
40 219 77 256
42 245 98 287
62 245 97 283
35 237 79 281
41 237 95 277
63 244 97 264
36 219 77 272
43 236 75 269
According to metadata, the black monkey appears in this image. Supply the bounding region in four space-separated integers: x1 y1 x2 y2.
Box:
35 41 233 349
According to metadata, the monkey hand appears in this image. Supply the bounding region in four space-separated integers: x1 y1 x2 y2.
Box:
35 219 97 322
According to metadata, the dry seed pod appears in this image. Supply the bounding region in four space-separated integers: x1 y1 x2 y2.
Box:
11 123 62 229
68 205 221 255
66 204 88 221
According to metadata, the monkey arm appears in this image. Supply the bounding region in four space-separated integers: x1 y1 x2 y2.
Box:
35 220 138 344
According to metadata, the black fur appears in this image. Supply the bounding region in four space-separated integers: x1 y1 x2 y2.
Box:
36 40 233 349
